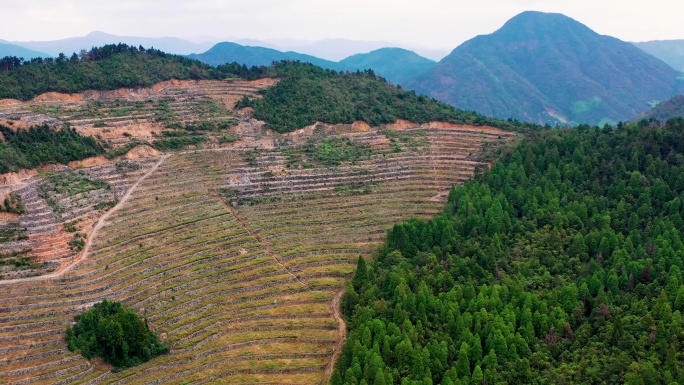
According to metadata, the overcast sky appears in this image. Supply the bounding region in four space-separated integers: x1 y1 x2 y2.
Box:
2 0 682 48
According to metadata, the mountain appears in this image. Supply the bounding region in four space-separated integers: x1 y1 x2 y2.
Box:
0 42 50 59
637 94 684 122
262 38 449 62
404 11 684 125
337 48 436 84
187 42 337 69
188 43 436 84
10 31 215 56
634 40 684 72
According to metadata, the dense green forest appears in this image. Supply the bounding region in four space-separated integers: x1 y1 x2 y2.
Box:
66 300 168 369
335 118 684 384
0 44 223 100
231 62 535 133
0 124 103 173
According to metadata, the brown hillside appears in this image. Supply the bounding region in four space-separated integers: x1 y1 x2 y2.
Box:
0 80 517 384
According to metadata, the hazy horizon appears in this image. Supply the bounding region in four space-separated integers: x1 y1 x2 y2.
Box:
2 0 682 50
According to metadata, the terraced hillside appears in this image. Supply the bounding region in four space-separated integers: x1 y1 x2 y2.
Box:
0 78 275 148
0 120 515 384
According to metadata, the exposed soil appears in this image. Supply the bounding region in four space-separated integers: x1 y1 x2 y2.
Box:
321 290 347 385
125 145 160 160
68 156 109 169
0 169 38 186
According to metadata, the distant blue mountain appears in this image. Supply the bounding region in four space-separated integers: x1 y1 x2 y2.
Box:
0 42 50 59
187 42 337 69
189 43 435 84
9 31 214 56
338 48 436 83
404 11 684 125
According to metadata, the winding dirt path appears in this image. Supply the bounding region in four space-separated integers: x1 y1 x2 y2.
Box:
321 289 347 385
0 154 170 285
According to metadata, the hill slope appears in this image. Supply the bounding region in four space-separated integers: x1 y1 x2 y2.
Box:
404 11 684 125
634 40 684 72
337 48 436 83
637 94 684 122
0 44 224 100
336 117 684 384
0 42 49 60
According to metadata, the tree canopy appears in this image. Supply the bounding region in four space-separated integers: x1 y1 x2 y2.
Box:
335 118 684 384
66 300 168 369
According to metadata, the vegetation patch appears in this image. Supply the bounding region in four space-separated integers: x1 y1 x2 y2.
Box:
0 124 104 173
39 170 109 198
66 299 169 370
1 192 25 214
382 129 428 153
153 131 206 151
282 137 374 169
0 222 27 244
0 249 45 277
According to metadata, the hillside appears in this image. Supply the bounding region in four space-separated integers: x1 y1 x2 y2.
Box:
404 11 684 125
637 94 684 122
337 117 684 384
0 44 226 100
634 40 684 72
0 42 49 60
236 62 533 133
0 79 516 382
337 48 436 83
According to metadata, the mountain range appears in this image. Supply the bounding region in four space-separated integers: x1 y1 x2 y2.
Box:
0 42 50 59
404 11 683 125
4 31 216 56
633 40 684 72
188 44 436 84
1 12 682 126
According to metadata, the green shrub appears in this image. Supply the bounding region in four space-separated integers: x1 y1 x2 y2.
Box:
66 300 169 369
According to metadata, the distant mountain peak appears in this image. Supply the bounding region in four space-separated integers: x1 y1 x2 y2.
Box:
404 11 682 125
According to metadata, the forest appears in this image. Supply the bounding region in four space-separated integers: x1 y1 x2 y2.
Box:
66 300 169 369
0 44 223 100
0 124 103 173
335 118 684 384
229 62 537 133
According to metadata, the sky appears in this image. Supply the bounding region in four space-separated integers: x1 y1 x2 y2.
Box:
1 0 682 48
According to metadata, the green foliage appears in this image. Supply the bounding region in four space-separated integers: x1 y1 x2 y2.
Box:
303 137 374 168
152 131 206 151
68 232 85 251
638 95 684 123
405 11 684 125
66 299 168 369
1 192 25 214
336 117 684 384
39 170 109 197
0 44 224 101
224 61 535 133
0 222 27 244
0 124 104 173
